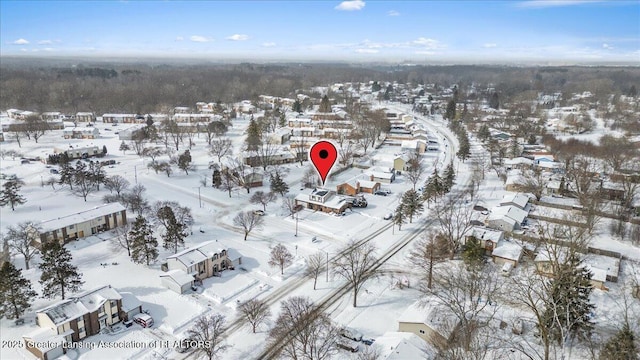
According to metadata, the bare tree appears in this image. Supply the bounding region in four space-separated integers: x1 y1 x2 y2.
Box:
186 314 230 360
104 175 130 195
420 262 503 353
305 252 325 290
71 161 94 202
404 154 426 191
408 231 449 289
23 115 50 143
257 134 280 171
233 211 264 241
516 168 549 201
292 131 309 166
111 221 133 256
332 240 379 307
250 191 276 211
269 244 294 275
209 138 233 163
220 168 236 198
6 222 40 270
238 299 271 333
281 195 297 219
432 193 474 259
162 120 184 151
141 146 164 163
268 296 339 360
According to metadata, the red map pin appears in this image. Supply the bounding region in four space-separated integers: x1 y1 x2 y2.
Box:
309 140 338 187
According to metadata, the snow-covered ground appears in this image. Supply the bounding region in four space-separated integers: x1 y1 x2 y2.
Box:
2 102 639 360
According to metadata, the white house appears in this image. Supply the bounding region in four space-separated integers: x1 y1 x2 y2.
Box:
500 193 530 211
486 205 528 232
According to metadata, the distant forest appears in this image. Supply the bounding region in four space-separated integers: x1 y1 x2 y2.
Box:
1 57 638 114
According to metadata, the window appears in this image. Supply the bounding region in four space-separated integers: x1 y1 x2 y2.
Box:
68 225 75 229
213 254 218 260
419 330 425 334
112 313 118 319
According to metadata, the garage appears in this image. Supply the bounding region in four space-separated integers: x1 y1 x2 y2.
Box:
160 269 194 294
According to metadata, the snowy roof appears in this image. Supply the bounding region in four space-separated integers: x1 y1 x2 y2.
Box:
491 240 523 261
376 332 435 360
166 240 229 267
584 265 607 283
500 193 530 209
584 254 620 280
398 301 457 339
469 226 504 242
160 269 195 286
358 180 379 189
38 203 126 233
503 157 534 166
295 189 350 211
487 205 528 224
120 292 142 312
368 171 394 180
23 328 68 350
38 285 123 326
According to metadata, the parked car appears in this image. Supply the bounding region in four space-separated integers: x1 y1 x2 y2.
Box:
374 191 388 196
379 188 392 194
133 313 154 328
253 210 265 216
383 213 393 220
361 338 375 346
336 340 359 353
49 169 59 174
473 205 488 212
340 327 363 341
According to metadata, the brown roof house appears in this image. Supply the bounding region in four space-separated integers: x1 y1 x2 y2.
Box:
24 285 136 360
295 188 352 214
161 240 242 294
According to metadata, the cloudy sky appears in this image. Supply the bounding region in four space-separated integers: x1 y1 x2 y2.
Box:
1 0 638 63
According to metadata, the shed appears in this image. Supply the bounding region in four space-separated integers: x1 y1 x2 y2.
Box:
491 240 524 267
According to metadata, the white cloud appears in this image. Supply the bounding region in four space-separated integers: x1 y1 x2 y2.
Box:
12 38 29 45
387 10 400 16
355 48 379 54
190 35 212 43
262 42 276 47
483 43 498 48
602 43 614 49
43 47 54 51
175 36 184 41
412 37 443 49
335 0 365 11
226 34 249 41
37 40 53 45
517 1 603 9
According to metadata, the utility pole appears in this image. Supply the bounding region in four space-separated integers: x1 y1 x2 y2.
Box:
134 165 138 185
294 210 299 237
326 250 329 282
198 187 202 208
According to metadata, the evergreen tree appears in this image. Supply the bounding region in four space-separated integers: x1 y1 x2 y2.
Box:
319 95 332 113
178 149 192 175
600 323 638 360
159 207 188 254
477 124 490 142
528 133 537 145
628 85 637 98
212 169 222 188
129 215 158 265
270 172 289 197
393 203 406 231
489 92 500 109
461 237 484 268
0 178 26 211
245 118 262 151
0 262 37 320
102 145 108 155
424 167 444 201
292 99 303 113
541 254 595 344
443 162 456 192
119 141 130 154
401 189 424 223
278 112 286 127
456 130 471 162
371 81 381 92
445 99 456 120
39 241 83 299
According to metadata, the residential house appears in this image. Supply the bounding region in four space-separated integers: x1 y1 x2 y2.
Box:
34 203 127 245
500 193 530 211
465 226 504 254
491 240 524 268
374 332 436 360
401 140 426 154
75 112 95 122
398 301 457 349
486 205 528 232
101 114 137 124
295 188 352 214
393 154 412 172
243 150 297 167
534 250 618 290
336 176 381 196
25 286 133 359
172 113 215 123
54 145 102 160
63 127 100 139
41 112 63 121
367 167 396 184
503 157 534 170
118 124 147 140
162 240 242 293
